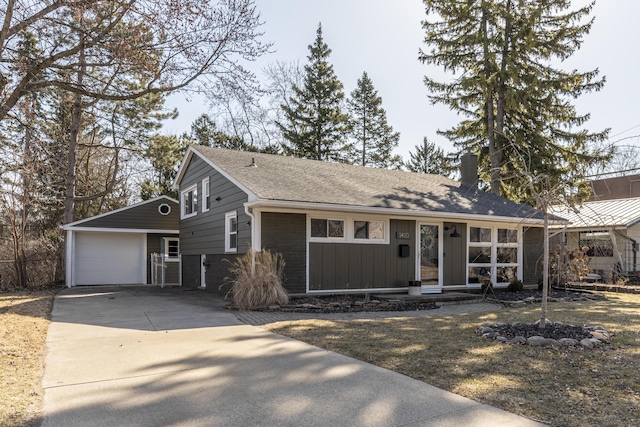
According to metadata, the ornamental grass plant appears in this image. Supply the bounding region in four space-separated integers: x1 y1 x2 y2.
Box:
224 248 288 310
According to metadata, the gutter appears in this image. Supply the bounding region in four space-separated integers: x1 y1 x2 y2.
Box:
244 199 566 226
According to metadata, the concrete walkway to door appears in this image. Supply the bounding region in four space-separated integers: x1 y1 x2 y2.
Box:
42 286 547 427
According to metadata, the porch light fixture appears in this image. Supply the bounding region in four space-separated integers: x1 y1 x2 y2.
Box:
215 196 222 201
445 225 461 238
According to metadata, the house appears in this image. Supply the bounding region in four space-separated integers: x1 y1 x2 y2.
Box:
62 196 179 287
588 173 640 201
173 146 560 295
548 197 640 282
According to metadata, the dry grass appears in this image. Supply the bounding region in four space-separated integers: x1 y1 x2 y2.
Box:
0 290 57 427
265 293 640 427
224 248 288 310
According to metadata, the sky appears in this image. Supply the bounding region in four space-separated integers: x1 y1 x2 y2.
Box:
164 0 640 162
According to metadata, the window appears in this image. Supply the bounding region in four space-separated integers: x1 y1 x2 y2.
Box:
158 203 171 215
202 177 210 212
225 211 238 253
580 231 614 257
468 226 520 285
354 220 385 240
181 185 197 219
311 218 344 239
163 238 180 260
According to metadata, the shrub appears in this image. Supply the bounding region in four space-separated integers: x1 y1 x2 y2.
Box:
223 248 288 310
507 279 524 292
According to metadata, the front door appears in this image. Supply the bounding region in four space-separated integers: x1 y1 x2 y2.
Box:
418 224 442 293
443 222 466 286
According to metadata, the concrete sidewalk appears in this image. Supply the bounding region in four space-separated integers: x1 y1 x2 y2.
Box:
42 286 547 427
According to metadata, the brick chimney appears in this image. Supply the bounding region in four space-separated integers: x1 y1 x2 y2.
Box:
460 152 478 189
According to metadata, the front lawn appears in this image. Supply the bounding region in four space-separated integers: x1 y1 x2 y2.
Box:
0 290 57 427
265 293 640 427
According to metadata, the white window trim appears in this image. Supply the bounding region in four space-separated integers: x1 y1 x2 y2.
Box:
181 184 197 219
163 237 180 262
467 224 522 286
308 215 389 244
225 211 238 253
202 177 210 213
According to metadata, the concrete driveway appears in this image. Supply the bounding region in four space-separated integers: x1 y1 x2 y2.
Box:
42 286 546 427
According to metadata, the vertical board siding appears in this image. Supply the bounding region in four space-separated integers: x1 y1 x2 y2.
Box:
261 212 307 294
179 155 250 256
204 253 242 296
309 219 416 291
523 227 544 285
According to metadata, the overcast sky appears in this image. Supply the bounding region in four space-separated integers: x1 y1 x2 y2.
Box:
164 0 640 161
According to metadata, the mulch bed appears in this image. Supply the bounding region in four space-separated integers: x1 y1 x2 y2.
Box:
253 294 439 313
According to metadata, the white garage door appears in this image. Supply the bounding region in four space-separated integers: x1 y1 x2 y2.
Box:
74 232 146 285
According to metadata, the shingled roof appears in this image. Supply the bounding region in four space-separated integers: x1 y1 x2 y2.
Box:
177 145 550 222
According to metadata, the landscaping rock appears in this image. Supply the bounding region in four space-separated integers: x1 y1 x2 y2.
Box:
590 330 610 342
559 338 579 346
527 336 547 346
580 338 594 348
481 321 610 349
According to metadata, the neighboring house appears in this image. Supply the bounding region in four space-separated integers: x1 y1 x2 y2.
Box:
62 196 179 287
549 197 640 281
173 146 560 295
589 173 640 201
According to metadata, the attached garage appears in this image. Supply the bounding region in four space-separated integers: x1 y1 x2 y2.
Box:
62 196 179 287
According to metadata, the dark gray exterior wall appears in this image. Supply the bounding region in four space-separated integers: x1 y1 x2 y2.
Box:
261 212 307 294
146 233 179 284
178 154 251 292
79 198 179 229
309 219 415 291
179 155 251 255
523 227 544 286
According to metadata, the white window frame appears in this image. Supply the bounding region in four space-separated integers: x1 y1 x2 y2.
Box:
181 184 198 219
202 177 210 213
308 215 389 244
467 224 521 286
163 237 180 262
225 211 238 253
352 219 387 242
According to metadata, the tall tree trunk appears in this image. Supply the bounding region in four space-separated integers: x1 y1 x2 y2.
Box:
63 39 86 224
495 0 513 197
481 2 499 195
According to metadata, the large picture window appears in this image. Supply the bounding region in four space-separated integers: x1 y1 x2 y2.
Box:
468 226 520 285
181 185 197 219
225 211 238 253
579 231 614 257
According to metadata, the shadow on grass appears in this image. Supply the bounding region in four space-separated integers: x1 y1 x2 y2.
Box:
267 297 640 427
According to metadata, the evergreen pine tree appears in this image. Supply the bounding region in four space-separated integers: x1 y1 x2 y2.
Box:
277 24 349 161
347 72 402 169
405 138 455 176
419 0 611 203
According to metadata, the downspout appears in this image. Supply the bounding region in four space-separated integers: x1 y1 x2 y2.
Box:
244 205 259 274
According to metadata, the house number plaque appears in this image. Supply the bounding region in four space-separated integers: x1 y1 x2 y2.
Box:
396 232 410 239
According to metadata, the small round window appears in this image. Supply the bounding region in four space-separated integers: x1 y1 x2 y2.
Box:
158 203 171 215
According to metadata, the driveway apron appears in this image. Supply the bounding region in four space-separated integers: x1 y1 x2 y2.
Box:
42 286 546 427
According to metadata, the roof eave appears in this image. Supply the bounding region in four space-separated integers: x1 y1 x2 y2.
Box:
245 199 561 225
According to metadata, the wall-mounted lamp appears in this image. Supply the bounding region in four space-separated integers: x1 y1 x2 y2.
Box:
215 196 222 201
246 220 251 226
445 225 461 238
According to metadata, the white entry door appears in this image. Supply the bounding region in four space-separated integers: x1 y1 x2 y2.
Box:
418 224 442 294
